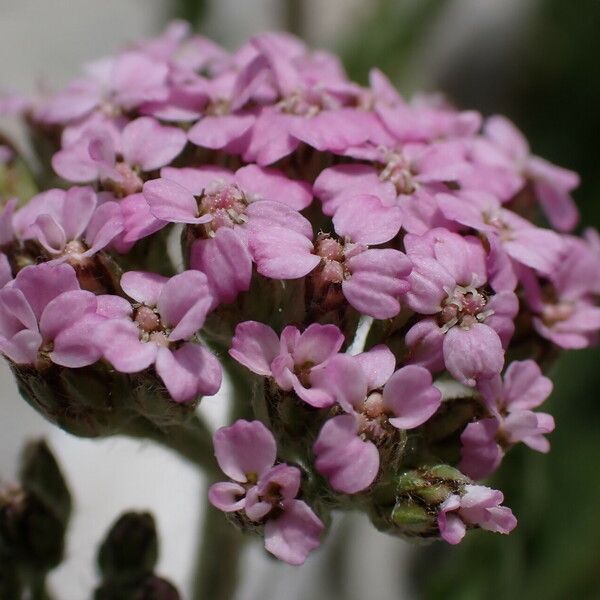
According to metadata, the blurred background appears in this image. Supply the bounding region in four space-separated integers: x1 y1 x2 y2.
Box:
1 0 600 598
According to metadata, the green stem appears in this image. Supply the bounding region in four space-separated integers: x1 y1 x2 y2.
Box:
124 415 218 475
191 502 245 600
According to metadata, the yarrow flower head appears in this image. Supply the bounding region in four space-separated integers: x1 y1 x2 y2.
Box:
0 22 597 565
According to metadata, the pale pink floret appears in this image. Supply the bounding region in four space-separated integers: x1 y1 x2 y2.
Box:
404 229 517 386
477 115 580 232
520 236 600 349
438 484 517 544
460 360 554 479
0 263 103 367
52 117 187 192
229 321 344 407
250 194 412 319
313 141 471 235
143 164 312 304
34 52 170 125
13 187 123 261
96 270 222 402
437 189 565 275
208 419 323 565
311 348 442 494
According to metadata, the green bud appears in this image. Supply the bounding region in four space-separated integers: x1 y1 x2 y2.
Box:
98 512 158 584
390 503 436 535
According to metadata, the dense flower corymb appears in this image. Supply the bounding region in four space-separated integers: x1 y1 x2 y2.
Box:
0 22 597 566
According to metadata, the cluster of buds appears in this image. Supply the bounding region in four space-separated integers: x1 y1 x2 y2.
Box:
1 21 599 565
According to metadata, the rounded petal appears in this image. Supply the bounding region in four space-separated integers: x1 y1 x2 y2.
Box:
97 319 157 373
264 499 323 565
313 415 380 494
333 194 402 245
354 344 396 391
235 164 312 210
39 290 97 341
143 178 211 225
443 324 504 387
121 271 168 306
208 482 246 512
294 323 345 365
229 321 280 377
155 343 222 402
159 271 212 340
190 228 252 306
213 419 277 483
503 360 553 411
383 365 442 429
51 313 104 367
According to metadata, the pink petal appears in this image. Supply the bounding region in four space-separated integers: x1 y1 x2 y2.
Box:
313 415 380 494
333 194 402 245
213 419 277 483
405 318 445 373
62 186 97 240
155 343 222 402
121 117 187 171
234 164 312 210
158 271 212 341
249 226 319 279
292 323 344 365
51 313 104 367
188 113 255 150
245 200 313 239
121 271 167 306
229 321 280 377
190 228 252 306
0 329 42 365
383 365 442 429
143 178 212 225
264 499 323 565
355 345 396 391
14 263 79 320
160 165 234 194
459 419 503 480
438 512 466 545
83 201 124 255
503 360 553 411
208 482 246 512
39 290 97 341
308 354 368 412
120 193 167 245
97 319 157 373
343 248 411 319
443 324 504 387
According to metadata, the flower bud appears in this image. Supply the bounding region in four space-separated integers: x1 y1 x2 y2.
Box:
98 512 158 584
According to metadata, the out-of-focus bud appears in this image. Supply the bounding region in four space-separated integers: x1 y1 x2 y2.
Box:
94 575 181 600
0 134 38 202
98 512 158 584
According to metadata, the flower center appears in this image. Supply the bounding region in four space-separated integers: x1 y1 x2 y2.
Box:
379 152 416 195
134 305 170 346
439 284 492 332
197 182 249 236
357 392 393 442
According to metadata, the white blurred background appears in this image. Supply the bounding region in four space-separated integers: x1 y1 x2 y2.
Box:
0 0 532 597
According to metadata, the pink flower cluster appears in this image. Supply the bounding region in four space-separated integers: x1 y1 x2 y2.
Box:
1 22 598 564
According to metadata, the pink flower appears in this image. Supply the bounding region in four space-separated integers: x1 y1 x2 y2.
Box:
438 484 517 544
250 194 412 319
311 347 442 493
229 321 344 407
144 164 312 304
437 189 565 275
314 141 471 235
52 117 187 193
34 52 170 125
208 419 323 565
477 115 580 232
460 360 555 479
404 229 518 385
13 187 123 262
519 236 600 349
0 263 103 367
96 270 222 402
240 34 375 165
